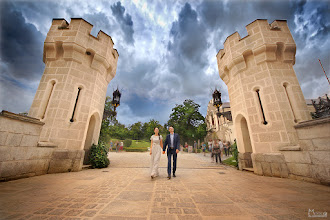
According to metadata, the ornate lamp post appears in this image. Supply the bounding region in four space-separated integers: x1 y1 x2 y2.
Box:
212 89 222 114
112 88 121 111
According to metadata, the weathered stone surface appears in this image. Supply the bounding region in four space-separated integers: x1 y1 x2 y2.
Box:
117 191 152 201
295 120 330 139
283 151 311 164
309 151 330 164
261 162 272 176
5 133 23 147
251 153 265 162
312 138 330 151
310 164 330 185
1 152 330 219
48 159 74 173
101 201 150 216
264 153 285 163
253 161 263 175
20 135 39 147
270 163 281 177
0 132 8 146
280 163 289 178
287 163 311 177
297 139 314 151
192 193 233 204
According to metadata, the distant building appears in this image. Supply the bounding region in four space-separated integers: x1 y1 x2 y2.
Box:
206 99 317 144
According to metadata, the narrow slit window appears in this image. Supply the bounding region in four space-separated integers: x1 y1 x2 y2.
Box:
256 89 268 125
70 88 81 122
41 81 55 119
283 84 297 123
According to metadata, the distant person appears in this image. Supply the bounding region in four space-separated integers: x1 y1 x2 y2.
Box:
208 139 212 152
202 142 206 156
163 127 180 179
120 141 124 151
219 139 224 158
184 142 188 150
226 141 231 155
109 140 113 152
213 141 221 163
150 128 163 179
224 141 230 156
193 141 197 153
115 141 119 152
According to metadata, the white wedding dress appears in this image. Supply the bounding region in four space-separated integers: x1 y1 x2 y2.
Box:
150 135 162 177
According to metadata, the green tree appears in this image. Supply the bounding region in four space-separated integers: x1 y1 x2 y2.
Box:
167 99 206 144
129 122 143 140
99 96 117 144
142 119 165 139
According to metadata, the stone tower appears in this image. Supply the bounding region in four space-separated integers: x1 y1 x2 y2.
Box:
28 18 118 172
216 19 311 170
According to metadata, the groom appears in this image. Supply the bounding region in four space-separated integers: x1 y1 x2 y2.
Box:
163 126 180 179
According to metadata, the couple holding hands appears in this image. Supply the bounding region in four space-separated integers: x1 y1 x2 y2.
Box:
150 127 180 179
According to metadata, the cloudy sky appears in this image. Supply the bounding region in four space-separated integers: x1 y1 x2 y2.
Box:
0 0 329 126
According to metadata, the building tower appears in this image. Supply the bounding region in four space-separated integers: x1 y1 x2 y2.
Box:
28 18 118 172
216 19 311 171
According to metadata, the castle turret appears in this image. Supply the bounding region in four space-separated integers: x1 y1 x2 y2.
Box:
28 18 118 172
216 19 311 170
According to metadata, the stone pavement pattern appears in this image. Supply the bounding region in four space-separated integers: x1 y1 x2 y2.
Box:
0 152 329 220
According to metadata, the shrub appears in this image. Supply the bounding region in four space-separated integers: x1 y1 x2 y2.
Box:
230 142 238 168
89 143 110 168
123 139 132 147
223 156 238 167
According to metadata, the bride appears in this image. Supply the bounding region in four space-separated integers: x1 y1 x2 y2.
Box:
150 127 163 179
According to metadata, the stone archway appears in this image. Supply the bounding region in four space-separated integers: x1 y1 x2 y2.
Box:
83 113 100 165
235 114 253 171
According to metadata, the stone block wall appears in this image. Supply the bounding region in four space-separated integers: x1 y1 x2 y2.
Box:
216 19 311 155
252 117 330 185
0 111 54 181
28 18 118 152
0 111 86 180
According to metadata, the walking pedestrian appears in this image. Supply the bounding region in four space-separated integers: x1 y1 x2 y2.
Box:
193 141 197 153
219 139 224 159
120 141 124 151
213 140 221 163
227 141 231 155
163 127 180 179
115 141 119 152
150 128 163 179
109 140 113 152
208 139 212 152
202 142 206 156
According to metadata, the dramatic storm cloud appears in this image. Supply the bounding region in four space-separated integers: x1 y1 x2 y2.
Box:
1 0 329 125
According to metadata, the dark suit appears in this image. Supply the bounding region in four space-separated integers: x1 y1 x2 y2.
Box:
163 133 180 175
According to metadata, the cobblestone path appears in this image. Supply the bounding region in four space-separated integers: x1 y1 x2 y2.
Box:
0 152 329 219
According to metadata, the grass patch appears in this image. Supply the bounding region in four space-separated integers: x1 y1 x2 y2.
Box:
124 147 148 152
223 156 238 167
130 140 150 148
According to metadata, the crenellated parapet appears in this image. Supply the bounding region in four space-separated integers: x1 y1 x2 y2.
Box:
43 18 118 82
217 19 296 84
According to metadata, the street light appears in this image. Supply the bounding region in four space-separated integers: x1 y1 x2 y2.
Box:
112 88 121 111
212 89 222 112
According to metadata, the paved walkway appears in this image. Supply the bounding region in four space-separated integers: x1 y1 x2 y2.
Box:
0 152 329 220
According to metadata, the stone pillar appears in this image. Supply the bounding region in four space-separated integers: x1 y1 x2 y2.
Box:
28 18 119 172
216 19 311 171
